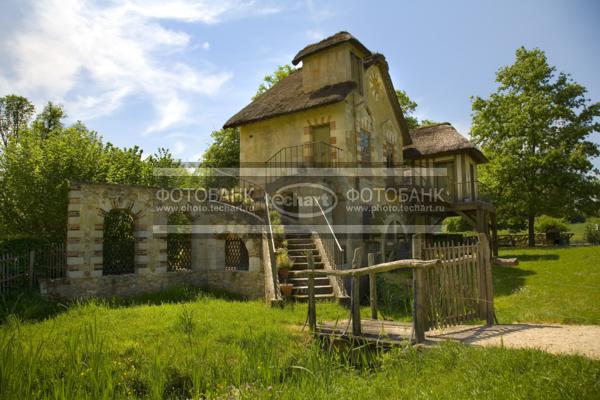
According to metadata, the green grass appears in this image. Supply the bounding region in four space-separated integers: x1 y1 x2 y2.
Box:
495 246 600 324
1 292 598 399
1 247 599 399
568 217 600 242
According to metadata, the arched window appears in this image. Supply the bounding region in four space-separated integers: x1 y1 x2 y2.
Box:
103 209 135 275
224 235 249 271
167 212 192 271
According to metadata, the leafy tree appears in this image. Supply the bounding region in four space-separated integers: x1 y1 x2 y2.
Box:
199 128 240 187
0 99 182 240
0 95 35 147
395 90 419 129
0 123 106 239
395 90 437 129
253 64 296 100
471 47 600 246
443 216 472 233
200 128 240 169
32 101 66 139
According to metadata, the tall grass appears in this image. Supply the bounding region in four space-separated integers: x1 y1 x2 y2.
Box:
1 293 598 399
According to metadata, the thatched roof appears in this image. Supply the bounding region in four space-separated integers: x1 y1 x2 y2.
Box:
403 123 487 163
292 31 371 66
223 69 356 128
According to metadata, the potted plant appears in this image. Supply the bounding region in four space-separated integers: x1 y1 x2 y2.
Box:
279 282 294 297
276 249 293 281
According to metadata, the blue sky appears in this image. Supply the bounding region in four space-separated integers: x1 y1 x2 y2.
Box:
1 0 599 167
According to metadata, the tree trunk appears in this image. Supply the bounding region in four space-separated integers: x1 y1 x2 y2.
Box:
528 214 535 247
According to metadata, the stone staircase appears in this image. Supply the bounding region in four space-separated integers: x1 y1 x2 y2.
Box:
283 230 335 300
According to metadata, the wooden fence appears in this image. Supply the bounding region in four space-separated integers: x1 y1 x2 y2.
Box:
0 243 66 294
298 233 495 343
412 233 494 340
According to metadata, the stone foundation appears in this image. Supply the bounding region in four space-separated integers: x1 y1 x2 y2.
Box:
40 269 264 300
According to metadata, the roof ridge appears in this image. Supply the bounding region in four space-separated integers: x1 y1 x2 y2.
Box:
410 122 452 131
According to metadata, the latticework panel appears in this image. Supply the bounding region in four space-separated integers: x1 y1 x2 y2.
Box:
224 237 249 271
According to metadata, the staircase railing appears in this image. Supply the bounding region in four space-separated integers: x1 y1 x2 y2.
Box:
265 141 344 185
265 193 282 300
313 196 347 297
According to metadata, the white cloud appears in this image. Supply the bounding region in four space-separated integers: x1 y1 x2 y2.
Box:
202 41 211 50
0 0 278 132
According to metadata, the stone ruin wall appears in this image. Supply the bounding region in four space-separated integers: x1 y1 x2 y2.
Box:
41 182 266 300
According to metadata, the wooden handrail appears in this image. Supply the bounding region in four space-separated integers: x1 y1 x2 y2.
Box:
294 258 440 278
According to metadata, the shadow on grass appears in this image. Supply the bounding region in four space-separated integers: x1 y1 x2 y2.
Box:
492 266 536 296
501 253 560 261
1 285 246 324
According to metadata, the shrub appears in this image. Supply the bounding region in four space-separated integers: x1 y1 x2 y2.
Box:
534 215 568 233
584 223 600 244
443 217 471 233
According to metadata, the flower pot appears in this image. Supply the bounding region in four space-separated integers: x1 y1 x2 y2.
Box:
280 283 294 297
278 268 290 281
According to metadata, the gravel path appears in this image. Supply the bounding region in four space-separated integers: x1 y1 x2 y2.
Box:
429 323 600 359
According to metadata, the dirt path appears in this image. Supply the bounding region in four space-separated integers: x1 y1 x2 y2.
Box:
428 323 600 359
318 319 600 359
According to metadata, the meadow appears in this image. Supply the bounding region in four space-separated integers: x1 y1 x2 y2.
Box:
0 247 599 399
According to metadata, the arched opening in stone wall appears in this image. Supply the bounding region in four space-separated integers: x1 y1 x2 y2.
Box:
224 235 249 271
103 209 135 275
385 220 411 261
167 212 192 271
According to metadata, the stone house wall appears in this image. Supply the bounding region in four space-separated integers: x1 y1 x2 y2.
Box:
41 182 266 300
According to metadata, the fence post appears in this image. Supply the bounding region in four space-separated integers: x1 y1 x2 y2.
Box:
368 253 377 320
307 252 317 332
351 247 363 336
478 233 495 325
29 250 35 288
412 234 427 343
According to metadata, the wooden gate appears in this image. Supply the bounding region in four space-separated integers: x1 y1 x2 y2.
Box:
412 233 494 341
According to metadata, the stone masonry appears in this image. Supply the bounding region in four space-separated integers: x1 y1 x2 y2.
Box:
41 182 266 300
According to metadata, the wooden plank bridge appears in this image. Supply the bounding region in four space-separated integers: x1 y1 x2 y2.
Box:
296 233 495 344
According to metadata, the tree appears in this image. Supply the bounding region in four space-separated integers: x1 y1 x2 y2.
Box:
395 89 437 129
0 95 35 147
199 128 240 187
0 98 182 240
253 64 296 100
471 47 600 246
32 101 66 139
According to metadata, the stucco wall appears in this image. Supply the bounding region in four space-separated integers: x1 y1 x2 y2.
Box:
42 182 267 300
240 102 347 167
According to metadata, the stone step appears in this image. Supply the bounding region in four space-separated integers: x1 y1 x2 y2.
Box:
291 263 324 270
292 293 335 300
287 244 317 250
287 248 319 254
292 285 333 295
288 268 325 275
285 238 314 245
288 276 330 285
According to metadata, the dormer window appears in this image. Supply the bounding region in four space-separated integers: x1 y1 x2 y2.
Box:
351 53 364 95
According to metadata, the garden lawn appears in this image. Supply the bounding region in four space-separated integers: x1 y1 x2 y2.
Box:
1 286 599 399
495 246 600 324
